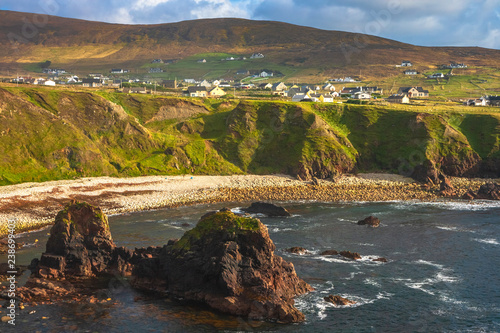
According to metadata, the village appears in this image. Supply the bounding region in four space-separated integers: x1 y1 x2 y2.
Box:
3 58 500 107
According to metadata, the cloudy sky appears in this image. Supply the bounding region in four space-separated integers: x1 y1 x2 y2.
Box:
2 0 500 49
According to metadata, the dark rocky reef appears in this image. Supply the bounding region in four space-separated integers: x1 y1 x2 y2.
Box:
286 247 308 255
20 202 312 323
242 202 291 217
357 216 380 227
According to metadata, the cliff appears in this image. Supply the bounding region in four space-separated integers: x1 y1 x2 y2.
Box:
1 87 499 184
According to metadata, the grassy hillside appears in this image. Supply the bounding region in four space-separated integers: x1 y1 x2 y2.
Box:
1 10 499 82
1 85 499 185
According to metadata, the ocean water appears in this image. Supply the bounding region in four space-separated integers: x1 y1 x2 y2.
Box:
2 200 500 332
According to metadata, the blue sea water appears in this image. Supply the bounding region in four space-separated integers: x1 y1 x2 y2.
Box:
2 200 500 332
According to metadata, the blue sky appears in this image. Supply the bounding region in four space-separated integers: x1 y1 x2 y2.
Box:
2 0 500 49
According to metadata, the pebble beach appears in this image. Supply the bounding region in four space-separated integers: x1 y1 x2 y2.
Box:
0 173 496 237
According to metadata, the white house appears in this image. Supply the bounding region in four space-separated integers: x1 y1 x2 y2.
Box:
260 71 273 78
428 73 445 79
352 91 371 99
44 80 56 86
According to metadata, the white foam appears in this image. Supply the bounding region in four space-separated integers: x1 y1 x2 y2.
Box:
414 259 445 270
392 200 500 211
474 238 499 245
364 278 382 288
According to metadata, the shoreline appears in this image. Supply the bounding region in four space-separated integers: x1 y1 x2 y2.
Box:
0 173 498 237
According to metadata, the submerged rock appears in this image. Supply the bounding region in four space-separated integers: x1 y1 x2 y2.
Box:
357 216 380 227
320 250 339 256
242 202 291 217
324 295 356 306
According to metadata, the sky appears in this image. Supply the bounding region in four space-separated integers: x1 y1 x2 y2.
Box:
1 0 500 49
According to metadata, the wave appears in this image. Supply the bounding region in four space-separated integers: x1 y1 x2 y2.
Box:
474 238 499 245
391 200 500 211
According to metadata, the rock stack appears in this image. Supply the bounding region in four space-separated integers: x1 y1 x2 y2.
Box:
24 202 312 324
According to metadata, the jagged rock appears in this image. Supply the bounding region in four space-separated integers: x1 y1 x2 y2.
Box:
475 183 500 200
339 251 362 260
157 209 313 323
286 247 308 255
462 189 476 200
411 160 440 184
35 201 116 278
357 216 380 227
439 175 456 197
242 202 291 217
324 295 356 306
320 250 339 256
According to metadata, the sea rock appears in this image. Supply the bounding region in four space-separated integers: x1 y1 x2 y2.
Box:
474 183 500 200
324 295 356 306
339 251 362 260
320 250 339 256
357 216 380 227
286 247 308 255
34 201 117 278
158 209 313 323
242 202 291 217
372 257 388 263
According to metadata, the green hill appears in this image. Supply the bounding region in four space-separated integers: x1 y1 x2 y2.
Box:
1 85 499 185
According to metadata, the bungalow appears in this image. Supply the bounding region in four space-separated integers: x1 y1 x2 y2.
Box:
250 53 265 59
397 87 429 98
44 79 56 86
259 83 273 90
208 86 226 97
149 68 163 73
387 94 410 104
428 73 445 79
123 87 148 94
236 70 249 75
199 80 212 88
292 93 316 102
286 87 313 97
111 69 128 74
463 98 487 106
402 61 412 67
260 71 273 78
310 93 334 103
322 83 336 91
340 87 359 95
185 86 208 97
272 82 287 92
487 96 500 107
82 78 102 88
404 69 418 75
352 91 371 99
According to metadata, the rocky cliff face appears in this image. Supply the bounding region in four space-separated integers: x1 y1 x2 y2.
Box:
27 203 312 323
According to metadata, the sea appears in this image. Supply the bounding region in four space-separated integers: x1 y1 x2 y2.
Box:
2 200 500 333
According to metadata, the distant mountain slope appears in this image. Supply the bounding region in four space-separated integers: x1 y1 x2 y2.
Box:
0 10 499 77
